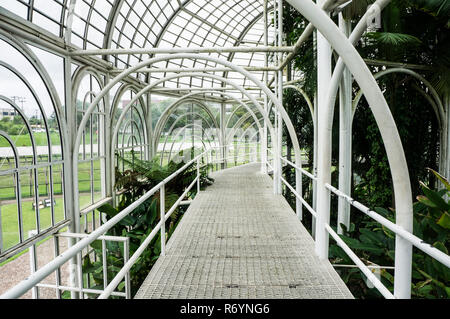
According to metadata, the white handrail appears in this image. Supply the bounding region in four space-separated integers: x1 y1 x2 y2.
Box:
325 183 450 268
279 156 316 180
0 147 219 299
280 176 317 218
271 156 450 299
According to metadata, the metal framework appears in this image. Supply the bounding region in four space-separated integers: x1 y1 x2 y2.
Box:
0 0 449 300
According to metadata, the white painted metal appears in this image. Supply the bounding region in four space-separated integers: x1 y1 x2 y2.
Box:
287 0 414 298
337 14 352 235
69 46 295 57
0 147 214 299
262 0 269 175
315 0 333 260
326 183 450 268
276 0 284 196
0 0 447 301
160 184 166 257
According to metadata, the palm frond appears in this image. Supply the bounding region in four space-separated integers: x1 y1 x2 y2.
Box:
365 31 422 46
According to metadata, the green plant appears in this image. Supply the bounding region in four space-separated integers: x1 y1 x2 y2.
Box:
79 148 214 298
330 169 450 299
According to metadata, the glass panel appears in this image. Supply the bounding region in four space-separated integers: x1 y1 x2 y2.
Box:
52 163 65 224
78 161 92 209
0 174 19 251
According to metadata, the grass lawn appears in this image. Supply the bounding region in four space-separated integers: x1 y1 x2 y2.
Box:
0 194 93 253
0 161 102 200
0 132 101 148
0 132 62 148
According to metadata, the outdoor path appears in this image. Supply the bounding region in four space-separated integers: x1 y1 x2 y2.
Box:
135 164 353 299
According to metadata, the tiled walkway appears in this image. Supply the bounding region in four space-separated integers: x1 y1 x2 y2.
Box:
135 164 353 299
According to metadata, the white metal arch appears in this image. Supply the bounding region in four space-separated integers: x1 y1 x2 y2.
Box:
226 112 261 145
166 124 213 164
225 102 263 131
158 111 218 158
159 114 218 166
110 83 148 121
351 67 448 186
153 98 220 152
352 68 445 126
286 0 413 298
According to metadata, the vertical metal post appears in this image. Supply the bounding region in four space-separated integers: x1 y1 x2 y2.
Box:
103 73 112 204
295 166 303 221
64 54 80 299
337 14 352 234
53 235 62 299
272 0 279 194
124 238 131 299
197 158 201 193
220 103 226 169
77 251 84 299
160 184 166 256
311 91 318 238
102 239 108 291
446 94 450 184
315 0 332 259
0 205 3 254
191 103 195 152
234 139 238 166
276 0 284 195
216 148 219 169
28 230 38 299
245 136 249 163
262 0 269 174
147 92 154 160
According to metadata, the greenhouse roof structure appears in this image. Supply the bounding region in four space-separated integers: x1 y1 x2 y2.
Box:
0 0 449 301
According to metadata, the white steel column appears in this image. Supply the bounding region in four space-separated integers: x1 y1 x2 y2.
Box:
312 91 318 238
262 0 269 174
220 102 226 169
315 0 333 259
276 0 284 195
147 92 154 160
65 1 81 298
103 73 112 201
446 94 450 181
337 14 352 234
272 0 280 194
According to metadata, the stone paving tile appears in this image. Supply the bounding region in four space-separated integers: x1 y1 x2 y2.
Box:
135 164 353 299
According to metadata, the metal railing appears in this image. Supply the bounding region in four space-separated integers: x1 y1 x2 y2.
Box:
34 232 131 299
0 144 258 299
271 153 450 299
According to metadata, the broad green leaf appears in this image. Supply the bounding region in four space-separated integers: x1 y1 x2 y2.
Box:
420 182 450 211
374 207 391 217
437 212 450 229
97 204 119 218
118 282 126 291
428 168 450 191
90 240 102 251
359 228 384 243
416 195 439 208
446 287 450 298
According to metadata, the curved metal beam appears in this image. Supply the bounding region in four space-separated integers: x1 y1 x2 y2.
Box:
287 0 412 298
352 68 445 128
158 110 217 162
153 98 219 151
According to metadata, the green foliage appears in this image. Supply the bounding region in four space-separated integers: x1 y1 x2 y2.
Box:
80 148 214 298
279 0 450 300
412 0 450 17
330 169 450 299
